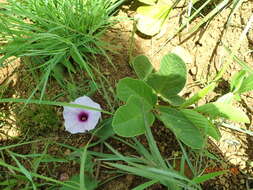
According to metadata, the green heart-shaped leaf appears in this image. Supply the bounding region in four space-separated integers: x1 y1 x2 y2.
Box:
117 77 157 110
147 53 187 98
112 96 155 137
132 55 153 80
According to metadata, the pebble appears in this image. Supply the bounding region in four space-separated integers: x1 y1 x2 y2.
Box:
190 67 197 75
59 172 69 181
64 149 71 155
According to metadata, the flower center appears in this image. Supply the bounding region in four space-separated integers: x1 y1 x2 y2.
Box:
78 112 89 122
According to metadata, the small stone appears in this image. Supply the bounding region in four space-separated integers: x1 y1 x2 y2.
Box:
59 172 69 181
190 67 197 75
64 149 71 155
229 158 240 165
225 152 231 157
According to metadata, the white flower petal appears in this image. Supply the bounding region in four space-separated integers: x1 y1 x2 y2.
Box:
64 120 81 134
63 95 102 134
63 109 77 120
87 111 101 127
66 124 86 134
74 96 101 110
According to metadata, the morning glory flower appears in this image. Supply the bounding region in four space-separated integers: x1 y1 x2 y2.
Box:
63 96 101 134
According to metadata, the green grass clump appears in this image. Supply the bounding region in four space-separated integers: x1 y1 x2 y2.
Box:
15 104 61 138
0 0 124 98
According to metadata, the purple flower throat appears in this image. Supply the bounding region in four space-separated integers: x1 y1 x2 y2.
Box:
78 112 89 122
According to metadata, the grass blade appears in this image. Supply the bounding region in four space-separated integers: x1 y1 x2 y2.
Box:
0 140 40 151
80 146 88 190
7 150 37 190
0 159 78 189
132 180 158 190
0 98 112 114
192 170 227 183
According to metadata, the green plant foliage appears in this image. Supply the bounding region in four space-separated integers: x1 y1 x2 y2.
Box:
192 170 227 184
157 106 204 149
238 74 253 93
112 53 251 148
94 118 115 142
135 0 235 38
15 104 61 137
60 153 98 190
180 83 216 108
230 70 247 93
112 96 155 137
180 109 221 140
195 102 250 123
107 162 196 188
217 69 253 104
116 77 157 109
0 178 17 189
4 1 253 185
165 95 185 106
60 175 98 190
131 180 158 190
136 4 171 36
0 0 124 97
132 55 153 80
216 92 235 104
0 141 99 190
97 130 224 190
147 53 187 100
0 143 76 189
0 98 110 114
